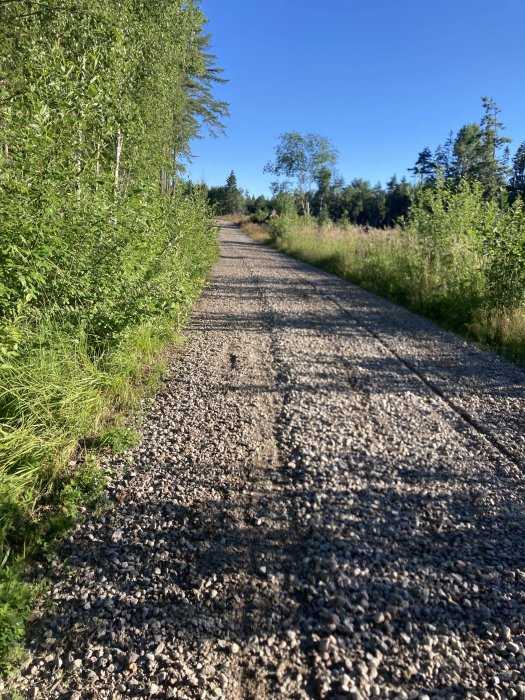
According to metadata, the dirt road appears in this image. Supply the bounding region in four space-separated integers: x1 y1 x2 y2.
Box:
9 223 525 699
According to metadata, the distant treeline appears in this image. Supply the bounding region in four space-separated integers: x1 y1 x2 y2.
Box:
202 97 525 227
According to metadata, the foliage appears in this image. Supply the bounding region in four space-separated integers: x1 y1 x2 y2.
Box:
0 196 218 670
264 132 338 216
0 568 35 673
250 208 272 224
259 133 416 228
411 97 512 198
246 194 272 217
478 96 511 199
225 171 245 214
268 192 301 242
484 198 525 307
406 179 525 311
233 94 525 368
403 179 493 323
0 0 226 360
0 0 224 670
451 123 485 180
511 141 525 198
208 170 245 214
409 147 436 184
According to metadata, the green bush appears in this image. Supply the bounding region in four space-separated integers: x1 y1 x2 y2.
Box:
485 198 525 307
0 0 224 670
250 208 271 224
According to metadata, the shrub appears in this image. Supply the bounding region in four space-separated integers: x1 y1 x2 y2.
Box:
0 0 224 668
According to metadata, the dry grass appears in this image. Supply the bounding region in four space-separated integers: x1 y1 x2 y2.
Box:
469 307 525 365
215 214 250 225
295 220 396 241
239 220 271 244
215 215 271 244
240 215 525 368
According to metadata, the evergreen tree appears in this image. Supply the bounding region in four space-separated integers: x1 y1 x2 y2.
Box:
225 170 244 214
207 185 228 214
385 176 413 225
511 141 525 196
410 147 436 183
434 131 454 179
207 171 245 214
478 96 511 198
451 123 484 180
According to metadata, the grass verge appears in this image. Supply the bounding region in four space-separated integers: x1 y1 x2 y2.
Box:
0 226 218 673
239 217 525 367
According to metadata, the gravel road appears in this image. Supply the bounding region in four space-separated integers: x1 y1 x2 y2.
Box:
7 223 525 700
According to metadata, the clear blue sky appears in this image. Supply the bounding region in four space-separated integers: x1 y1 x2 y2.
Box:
186 0 525 196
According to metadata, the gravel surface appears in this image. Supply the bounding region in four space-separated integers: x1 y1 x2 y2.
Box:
6 223 525 699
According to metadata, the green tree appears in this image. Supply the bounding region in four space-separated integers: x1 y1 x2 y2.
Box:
264 132 338 216
225 170 244 214
450 124 484 180
330 179 387 228
340 179 372 223
511 141 525 197
410 147 436 184
0 0 228 661
246 194 271 214
207 171 245 214
385 176 413 225
478 96 511 199
313 166 333 217
207 185 228 213
434 131 454 179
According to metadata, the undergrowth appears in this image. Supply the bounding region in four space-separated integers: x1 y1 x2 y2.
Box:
0 204 218 672
0 0 224 674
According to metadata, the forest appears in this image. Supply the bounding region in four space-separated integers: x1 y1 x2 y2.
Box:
0 0 225 668
208 97 525 226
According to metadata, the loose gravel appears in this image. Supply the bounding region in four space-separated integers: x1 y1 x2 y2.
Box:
6 223 525 700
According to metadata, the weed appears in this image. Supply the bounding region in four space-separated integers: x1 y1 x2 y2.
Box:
0 567 35 673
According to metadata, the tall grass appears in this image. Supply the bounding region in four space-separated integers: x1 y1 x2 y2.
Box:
0 319 183 668
249 181 525 366
0 200 218 672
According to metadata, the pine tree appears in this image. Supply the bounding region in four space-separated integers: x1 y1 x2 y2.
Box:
511 141 525 196
451 124 484 180
434 132 454 180
385 176 413 225
225 170 244 214
410 147 436 184
478 96 511 199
